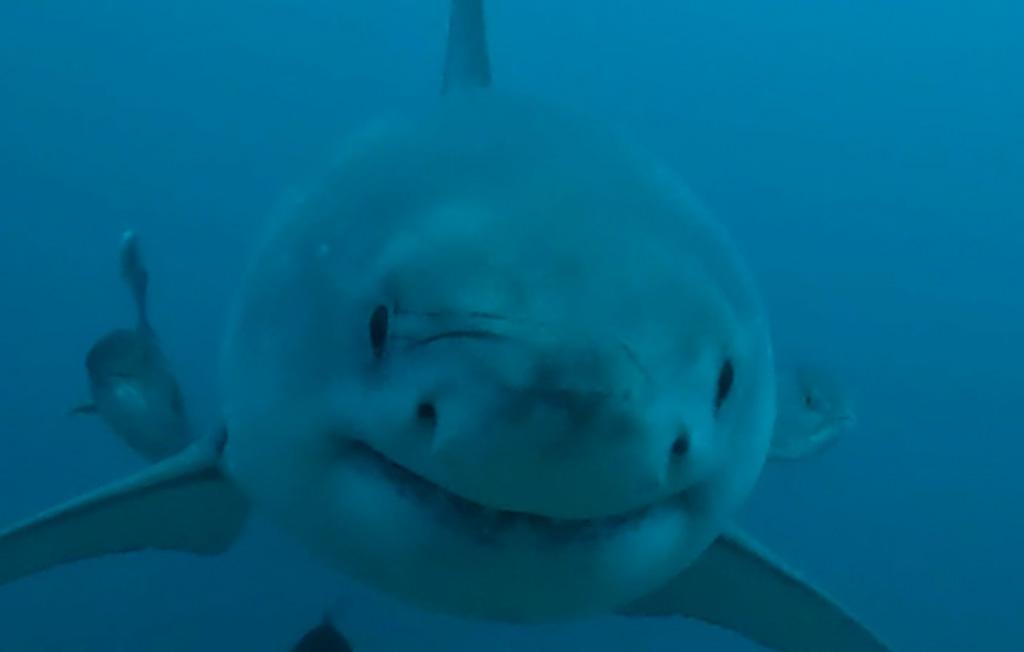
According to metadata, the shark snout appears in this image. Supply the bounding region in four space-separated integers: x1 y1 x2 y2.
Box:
388 319 696 519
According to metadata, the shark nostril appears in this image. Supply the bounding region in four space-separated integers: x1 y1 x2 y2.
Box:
369 305 389 359
416 401 438 427
671 431 690 458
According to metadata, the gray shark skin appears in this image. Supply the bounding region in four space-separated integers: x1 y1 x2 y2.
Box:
0 2 889 651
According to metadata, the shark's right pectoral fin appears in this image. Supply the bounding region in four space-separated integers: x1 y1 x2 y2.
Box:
620 527 890 651
0 437 249 587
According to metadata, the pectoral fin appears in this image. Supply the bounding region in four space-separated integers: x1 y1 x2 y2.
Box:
0 435 249 587
770 364 854 461
620 528 889 651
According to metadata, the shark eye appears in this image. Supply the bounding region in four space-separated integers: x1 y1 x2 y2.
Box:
715 359 734 412
369 305 389 358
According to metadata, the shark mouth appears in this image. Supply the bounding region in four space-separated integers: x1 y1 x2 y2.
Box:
347 440 671 545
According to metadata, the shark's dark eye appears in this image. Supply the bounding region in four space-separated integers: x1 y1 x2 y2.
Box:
715 359 734 412
369 305 389 358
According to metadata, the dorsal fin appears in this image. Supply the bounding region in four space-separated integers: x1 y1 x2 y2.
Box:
441 0 491 94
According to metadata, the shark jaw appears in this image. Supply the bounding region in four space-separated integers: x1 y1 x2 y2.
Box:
342 435 694 546
221 378 720 622
296 430 717 623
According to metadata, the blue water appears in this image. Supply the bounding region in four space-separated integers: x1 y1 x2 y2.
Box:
0 1 1021 649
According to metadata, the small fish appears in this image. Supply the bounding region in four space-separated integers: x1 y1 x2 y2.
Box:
69 231 191 461
769 364 856 461
291 613 353 652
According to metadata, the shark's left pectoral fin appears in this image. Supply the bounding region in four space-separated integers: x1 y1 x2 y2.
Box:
620 528 890 652
0 435 249 587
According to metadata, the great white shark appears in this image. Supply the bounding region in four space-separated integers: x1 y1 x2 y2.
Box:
0 2 889 650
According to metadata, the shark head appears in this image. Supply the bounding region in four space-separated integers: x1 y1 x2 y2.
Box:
219 92 776 621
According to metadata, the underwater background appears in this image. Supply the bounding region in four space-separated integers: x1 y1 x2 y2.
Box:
0 1 1020 650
